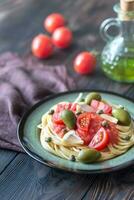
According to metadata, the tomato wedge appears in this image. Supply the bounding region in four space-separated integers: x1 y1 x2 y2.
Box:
76 113 91 145
77 129 91 145
89 127 109 150
54 124 65 138
52 113 64 125
55 103 77 113
55 103 65 113
70 103 77 112
77 113 91 132
91 100 112 114
90 100 99 109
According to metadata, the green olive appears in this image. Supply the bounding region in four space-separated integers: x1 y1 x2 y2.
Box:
77 149 101 163
112 108 131 126
85 92 101 105
61 110 76 129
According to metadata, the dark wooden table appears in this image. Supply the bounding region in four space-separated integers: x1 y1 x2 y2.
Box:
0 0 134 199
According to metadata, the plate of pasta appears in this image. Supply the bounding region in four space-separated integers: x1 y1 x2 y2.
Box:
18 90 134 173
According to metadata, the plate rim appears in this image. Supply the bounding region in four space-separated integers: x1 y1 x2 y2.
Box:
17 89 134 174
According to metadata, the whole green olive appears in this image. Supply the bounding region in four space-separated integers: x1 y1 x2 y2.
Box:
77 148 101 163
112 108 131 126
61 110 76 129
85 92 101 105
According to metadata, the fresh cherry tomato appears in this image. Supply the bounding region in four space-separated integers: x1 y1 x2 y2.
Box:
89 127 109 150
91 100 112 114
74 52 96 75
77 113 91 132
44 13 65 33
52 27 73 48
32 34 53 58
52 113 64 125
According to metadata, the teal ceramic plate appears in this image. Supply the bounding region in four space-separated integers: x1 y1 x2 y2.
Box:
18 90 134 174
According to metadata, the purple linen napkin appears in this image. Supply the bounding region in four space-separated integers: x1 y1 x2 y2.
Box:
0 52 76 152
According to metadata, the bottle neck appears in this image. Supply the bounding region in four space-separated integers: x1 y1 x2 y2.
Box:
120 20 134 40
114 3 134 40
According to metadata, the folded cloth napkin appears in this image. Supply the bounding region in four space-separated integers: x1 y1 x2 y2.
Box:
0 52 76 152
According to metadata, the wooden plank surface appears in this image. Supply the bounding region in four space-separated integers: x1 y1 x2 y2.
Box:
0 150 17 174
0 0 134 200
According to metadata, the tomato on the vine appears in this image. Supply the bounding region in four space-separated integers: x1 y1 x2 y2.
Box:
31 34 53 58
44 13 65 33
74 51 96 75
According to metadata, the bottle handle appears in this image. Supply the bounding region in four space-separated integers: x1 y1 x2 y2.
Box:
100 18 120 42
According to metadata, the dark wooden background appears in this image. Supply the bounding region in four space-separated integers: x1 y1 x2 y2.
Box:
0 0 134 200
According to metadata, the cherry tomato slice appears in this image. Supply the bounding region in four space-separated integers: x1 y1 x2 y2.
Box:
77 113 102 145
52 113 64 125
64 103 72 110
55 103 65 113
89 127 109 150
90 100 99 109
77 129 91 145
56 103 77 113
54 124 65 138
77 113 91 132
70 103 77 112
91 100 112 114
98 102 112 114
77 113 118 146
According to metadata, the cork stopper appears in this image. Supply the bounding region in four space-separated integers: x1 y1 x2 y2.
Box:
120 0 134 12
119 0 134 20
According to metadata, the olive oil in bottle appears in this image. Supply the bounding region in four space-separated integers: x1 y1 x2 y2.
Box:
100 0 134 83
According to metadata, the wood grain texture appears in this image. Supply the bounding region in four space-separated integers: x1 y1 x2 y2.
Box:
0 0 134 200
0 150 17 174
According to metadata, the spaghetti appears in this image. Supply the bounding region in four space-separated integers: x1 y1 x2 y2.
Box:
38 93 134 163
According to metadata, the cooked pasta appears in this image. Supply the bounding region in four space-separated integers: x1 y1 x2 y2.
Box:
38 93 134 163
